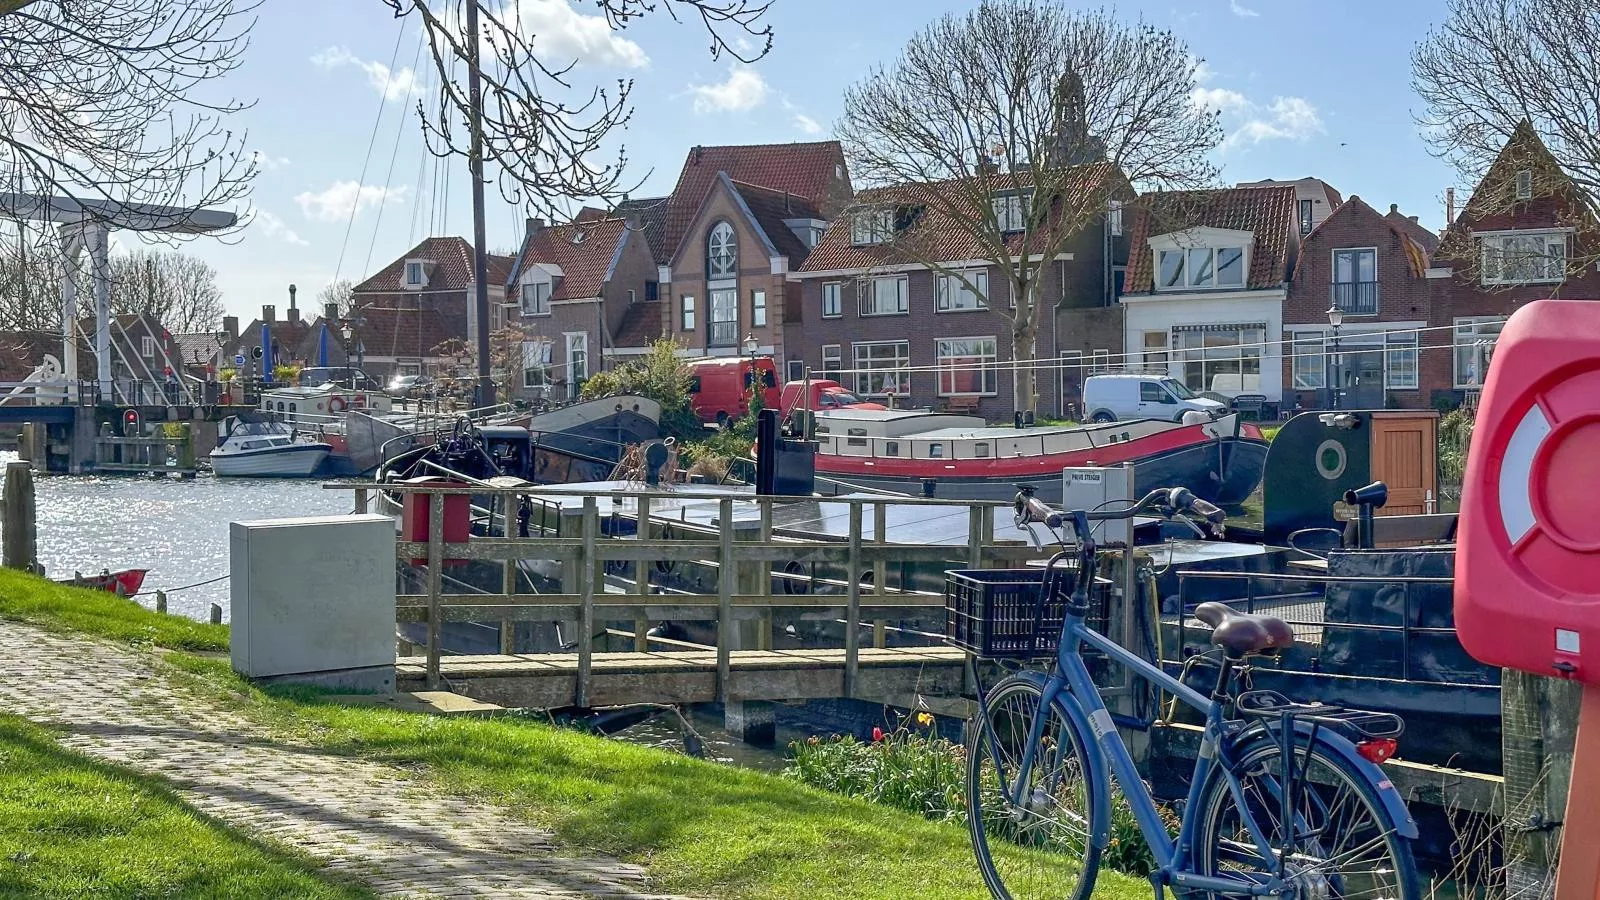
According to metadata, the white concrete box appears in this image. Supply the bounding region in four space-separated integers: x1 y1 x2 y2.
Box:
230 514 396 690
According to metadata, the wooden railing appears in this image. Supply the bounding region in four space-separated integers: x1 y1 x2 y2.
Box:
344 483 1047 705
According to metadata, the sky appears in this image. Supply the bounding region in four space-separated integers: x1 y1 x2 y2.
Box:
172 0 1464 321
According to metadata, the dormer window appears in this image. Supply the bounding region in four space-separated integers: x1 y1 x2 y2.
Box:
707 221 737 278
851 208 895 245
519 263 560 315
1515 170 1533 201
992 192 1028 232
1157 246 1245 290
1481 231 1566 285
403 259 432 289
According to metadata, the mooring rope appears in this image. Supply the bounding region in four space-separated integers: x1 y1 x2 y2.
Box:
130 573 229 598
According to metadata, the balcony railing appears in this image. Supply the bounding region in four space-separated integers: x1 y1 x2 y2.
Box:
1331 281 1379 315
709 320 739 347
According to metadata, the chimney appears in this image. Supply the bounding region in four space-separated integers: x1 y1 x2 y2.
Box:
223 316 238 339
692 145 703 165
286 284 300 324
1409 215 1420 224
1390 204 1399 215
323 302 339 323
262 304 275 323
1446 187 1456 225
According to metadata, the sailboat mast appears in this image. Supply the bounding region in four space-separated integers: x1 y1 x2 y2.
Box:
466 0 492 409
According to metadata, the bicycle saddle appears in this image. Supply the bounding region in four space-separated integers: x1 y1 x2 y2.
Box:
1193 602 1296 659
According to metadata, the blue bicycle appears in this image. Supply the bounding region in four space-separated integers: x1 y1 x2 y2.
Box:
960 486 1420 900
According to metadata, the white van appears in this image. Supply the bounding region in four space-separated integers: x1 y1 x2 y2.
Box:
1081 374 1227 423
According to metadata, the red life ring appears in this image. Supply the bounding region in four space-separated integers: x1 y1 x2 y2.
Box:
352 393 367 408
329 395 347 413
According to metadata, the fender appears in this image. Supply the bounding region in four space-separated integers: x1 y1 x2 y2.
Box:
1001 670 1115 852
1230 719 1418 840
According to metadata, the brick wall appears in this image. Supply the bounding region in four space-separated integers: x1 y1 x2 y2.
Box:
664 186 790 360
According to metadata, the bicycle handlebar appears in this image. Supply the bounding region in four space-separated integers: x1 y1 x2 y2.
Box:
1012 485 1225 534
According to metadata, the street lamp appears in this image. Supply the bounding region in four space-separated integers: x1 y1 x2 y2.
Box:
1326 305 1344 410
742 332 759 414
339 321 364 390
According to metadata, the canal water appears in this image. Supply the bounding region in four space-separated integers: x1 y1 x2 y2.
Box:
0 451 352 622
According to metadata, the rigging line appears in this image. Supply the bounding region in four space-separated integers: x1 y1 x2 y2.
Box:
365 26 429 277
407 47 433 245
333 19 409 284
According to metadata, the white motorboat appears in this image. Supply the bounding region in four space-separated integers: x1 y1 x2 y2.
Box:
210 414 332 477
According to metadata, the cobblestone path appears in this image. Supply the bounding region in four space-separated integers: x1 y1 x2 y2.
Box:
0 620 687 899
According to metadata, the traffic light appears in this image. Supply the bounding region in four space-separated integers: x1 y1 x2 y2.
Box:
121 408 141 436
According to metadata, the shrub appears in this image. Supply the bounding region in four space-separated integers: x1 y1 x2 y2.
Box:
1439 406 1475 485
580 338 703 442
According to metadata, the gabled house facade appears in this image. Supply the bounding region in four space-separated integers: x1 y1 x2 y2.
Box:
1281 196 1438 411
506 215 659 401
790 164 1128 420
1120 185 1303 403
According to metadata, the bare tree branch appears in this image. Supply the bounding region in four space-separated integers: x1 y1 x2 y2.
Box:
837 0 1221 414
318 278 357 320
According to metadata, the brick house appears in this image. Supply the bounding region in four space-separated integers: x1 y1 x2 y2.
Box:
1237 176 1344 237
346 237 514 382
218 298 340 383
506 215 660 401
1280 196 1439 411
1425 122 1600 406
789 164 1128 421
1120 185 1302 404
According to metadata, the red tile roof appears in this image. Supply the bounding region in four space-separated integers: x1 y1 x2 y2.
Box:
1383 206 1441 254
729 179 821 267
612 301 663 349
614 196 670 264
509 218 628 301
662 141 844 265
352 302 467 360
1300 196 1433 279
797 163 1120 273
1124 185 1299 293
354 237 512 294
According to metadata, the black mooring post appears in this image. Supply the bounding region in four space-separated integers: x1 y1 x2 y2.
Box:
755 408 779 495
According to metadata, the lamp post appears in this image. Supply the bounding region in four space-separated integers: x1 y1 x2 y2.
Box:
1326 305 1344 410
742 332 759 416
340 322 364 391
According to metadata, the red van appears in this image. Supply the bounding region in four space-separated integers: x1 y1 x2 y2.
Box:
686 356 780 427
778 379 887 414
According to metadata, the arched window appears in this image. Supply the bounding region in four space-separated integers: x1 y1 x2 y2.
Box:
707 221 737 278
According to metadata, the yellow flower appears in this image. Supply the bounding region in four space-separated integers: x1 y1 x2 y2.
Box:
914 712 935 727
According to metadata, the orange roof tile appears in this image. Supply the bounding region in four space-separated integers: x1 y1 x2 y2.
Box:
662 141 844 263
1124 186 1299 293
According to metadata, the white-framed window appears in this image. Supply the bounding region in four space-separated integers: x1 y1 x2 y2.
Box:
397 361 423 378
403 260 428 288
1174 325 1266 393
851 208 894 245
1515 169 1533 200
1108 200 1124 237
859 275 908 316
821 344 842 380
1300 199 1314 235
1142 331 1168 368
936 270 988 312
821 281 842 318
751 289 767 328
521 280 552 315
1481 232 1566 285
521 340 552 388
786 359 804 382
565 332 588 398
680 295 696 332
707 221 738 278
1157 246 1245 290
936 337 998 396
1290 330 1326 389
1091 349 1111 372
709 289 738 346
141 336 157 359
1385 331 1418 390
992 192 1027 232
853 340 910 396
1454 317 1505 388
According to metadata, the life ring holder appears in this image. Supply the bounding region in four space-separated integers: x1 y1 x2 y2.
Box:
329 395 348 413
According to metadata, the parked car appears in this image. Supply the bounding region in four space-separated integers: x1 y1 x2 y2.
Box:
686 356 780 428
299 366 381 392
778 379 886 414
387 374 434 399
1081 373 1226 423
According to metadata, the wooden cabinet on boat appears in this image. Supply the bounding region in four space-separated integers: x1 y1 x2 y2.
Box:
1367 412 1438 516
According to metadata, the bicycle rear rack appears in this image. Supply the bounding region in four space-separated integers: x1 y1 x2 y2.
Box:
1235 690 1404 742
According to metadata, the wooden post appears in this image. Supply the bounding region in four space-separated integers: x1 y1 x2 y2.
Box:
426 487 444 690
577 496 597 707
872 500 887 649
1555 685 1600 900
634 494 652 652
155 590 167 614
1504 669 1582 896
500 558 516 655
209 603 222 625
967 504 984 569
2 461 37 573
177 423 195 471
845 501 863 699
717 497 734 703
758 499 773 651
354 487 369 514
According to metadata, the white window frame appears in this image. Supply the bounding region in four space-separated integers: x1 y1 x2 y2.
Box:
1290 330 1326 390
821 344 842 380
821 281 842 318
141 335 157 359
1108 200 1124 237
1142 331 1169 369
1480 232 1567 285
1454 317 1505 388
1173 325 1267 394
852 340 910 397
1515 169 1533 200
992 192 1028 232
850 208 894 245
751 289 767 328
1156 246 1246 290
565 332 588 395
936 336 998 396
786 359 805 382
680 295 696 332
521 340 552 389
935 270 989 312
859 275 908 317
521 279 552 316
708 288 739 346
1300 199 1314 235
1091 349 1111 373
1385 331 1419 390
403 259 428 289
707 221 738 278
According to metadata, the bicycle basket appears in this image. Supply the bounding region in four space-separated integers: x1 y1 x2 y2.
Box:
945 568 1075 659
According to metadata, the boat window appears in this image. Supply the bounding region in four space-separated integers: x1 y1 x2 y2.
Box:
277 402 286 412
289 403 298 413
884 440 899 456
847 427 867 437
929 443 944 458
974 442 990 458
1162 378 1197 400
847 437 868 447
240 440 266 450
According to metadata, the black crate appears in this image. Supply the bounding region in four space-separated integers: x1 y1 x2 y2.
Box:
945 568 1075 659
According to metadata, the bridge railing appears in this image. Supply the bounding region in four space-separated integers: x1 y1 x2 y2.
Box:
337 482 1048 705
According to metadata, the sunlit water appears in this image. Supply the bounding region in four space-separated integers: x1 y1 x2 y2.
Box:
0 451 354 621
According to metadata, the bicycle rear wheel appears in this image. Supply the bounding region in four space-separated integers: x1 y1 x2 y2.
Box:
966 674 1102 900
1191 733 1420 900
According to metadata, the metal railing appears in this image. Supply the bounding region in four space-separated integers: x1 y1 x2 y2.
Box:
708 320 739 347
1330 281 1379 315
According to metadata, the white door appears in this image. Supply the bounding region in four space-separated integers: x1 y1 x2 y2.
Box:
565 333 588 400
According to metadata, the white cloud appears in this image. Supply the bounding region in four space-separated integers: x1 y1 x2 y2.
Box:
251 150 291 172
1230 0 1259 17
1192 59 1216 84
687 65 769 114
311 46 418 101
255 210 308 246
294 181 408 223
1232 96 1325 145
1190 87 1251 114
518 0 648 68
793 113 822 135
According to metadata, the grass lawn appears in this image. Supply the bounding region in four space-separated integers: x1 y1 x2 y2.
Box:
0 714 369 900
0 570 1149 900
0 570 227 652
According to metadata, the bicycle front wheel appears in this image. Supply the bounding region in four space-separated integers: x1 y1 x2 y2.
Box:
1191 733 1420 900
966 674 1102 900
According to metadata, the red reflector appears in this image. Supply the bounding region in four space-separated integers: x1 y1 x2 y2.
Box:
1357 738 1398 764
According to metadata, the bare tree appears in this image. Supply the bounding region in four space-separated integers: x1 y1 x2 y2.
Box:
106 248 225 333
0 222 63 331
319 278 357 320
382 0 773 220
0 0 258 231
837 0 1221 415
1413 0 1600 280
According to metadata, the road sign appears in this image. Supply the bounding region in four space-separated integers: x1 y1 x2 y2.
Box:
233 354 244 366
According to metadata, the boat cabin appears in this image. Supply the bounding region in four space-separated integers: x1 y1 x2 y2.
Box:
259 386 392 429
813 409 1184 462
